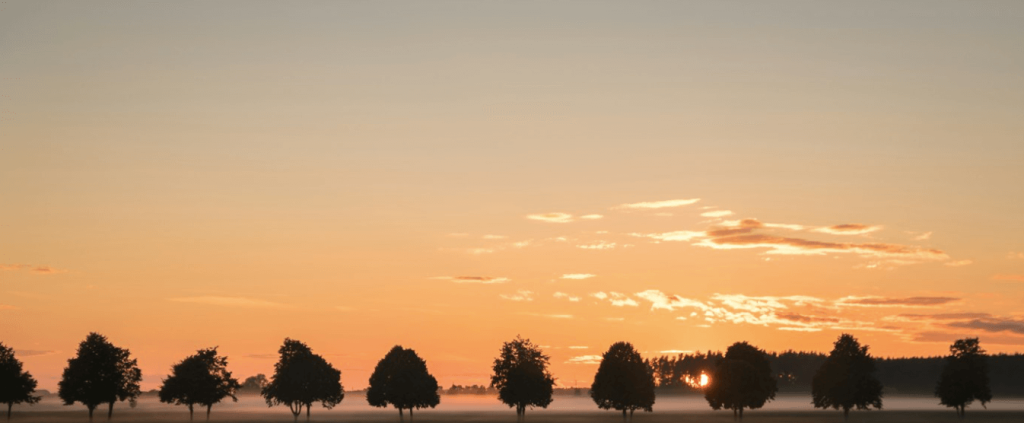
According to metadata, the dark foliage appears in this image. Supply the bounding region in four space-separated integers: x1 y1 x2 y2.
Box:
239 374 268 394
490 336 555 419
261 339 344 421
366 346 440 419
158 347 241 420
57 333 142 421
650 349 1024 397
445 384 497 395
590 342 655 419
0 343 41 420
936 338 992 418
704 342 777 419
811 334 883 418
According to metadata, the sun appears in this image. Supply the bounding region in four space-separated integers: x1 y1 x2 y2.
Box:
700 373 709 387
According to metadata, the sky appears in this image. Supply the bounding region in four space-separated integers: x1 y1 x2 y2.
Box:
1 1 1023 392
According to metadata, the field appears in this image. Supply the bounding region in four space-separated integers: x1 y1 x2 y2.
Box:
8 395 1022 423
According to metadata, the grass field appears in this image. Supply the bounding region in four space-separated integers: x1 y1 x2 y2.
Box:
7 395 1022 423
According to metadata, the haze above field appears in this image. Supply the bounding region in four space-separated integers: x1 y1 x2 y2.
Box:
1 1 1023 392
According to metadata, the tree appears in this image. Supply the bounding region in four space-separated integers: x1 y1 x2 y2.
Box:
158 347 241 420
240 374 268 394
366 346 440 420
936 338 992 418
58 333 142 421
261 339 344 421
490 336 555 420
704 342 777 419
811 334 883 419
590 342 655 420
0 343 41 420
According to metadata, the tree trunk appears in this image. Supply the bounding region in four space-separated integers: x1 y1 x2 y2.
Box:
88 405 95 422
399 407 404 421
844 407 850 420
622 409 627 420
107 402 114 420
738 407 743 420
630 408 635 420
306 403 311 421
410 407 414 421
206 404 211 421
7 402 12 420
189 404 194 421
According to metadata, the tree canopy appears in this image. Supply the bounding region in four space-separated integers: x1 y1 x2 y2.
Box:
811 334 883 419
490 336 555 419
158 347 241 420
590 342 655 419
366 346 440 419
936 338 992 418
0 343 41 420
57 333 142 421
704 342 777 419
261 338 344 421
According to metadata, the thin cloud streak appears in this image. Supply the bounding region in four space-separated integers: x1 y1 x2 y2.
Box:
169 296 288 308
526 212 574 223
813 224 883 235
614 198 700 210
431 276 510 284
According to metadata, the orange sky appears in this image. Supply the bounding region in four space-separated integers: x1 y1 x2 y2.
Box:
1 1 1023 392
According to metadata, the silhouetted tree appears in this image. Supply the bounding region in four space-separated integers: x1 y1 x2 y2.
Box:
366 346 440 420
936 338 991 418
811 334 883 419
58 333 142 421
158 347 241 420
490 336 555 420
590 342 655 420
704 342 777 419
0 343 41 420
240 374 268 393
261 339 344 421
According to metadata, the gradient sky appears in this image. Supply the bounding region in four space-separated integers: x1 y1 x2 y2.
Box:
2 1 1023 392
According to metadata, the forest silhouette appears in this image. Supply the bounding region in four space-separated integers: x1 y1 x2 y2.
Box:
0 334 1017 421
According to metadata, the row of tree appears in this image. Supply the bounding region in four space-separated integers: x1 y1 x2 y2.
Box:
0 334 996 421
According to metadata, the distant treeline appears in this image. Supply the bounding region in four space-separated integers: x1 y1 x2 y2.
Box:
649 351 1024 396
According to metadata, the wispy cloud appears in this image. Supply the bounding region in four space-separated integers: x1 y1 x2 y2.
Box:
992 274 1024 283
837 296 959 308
14 349 56 357
1009 252 1024 260
431 276 510 284
608 292 638 307
701 210 734 218
568 346 589 350
482 234 507 240
566 355 603 364
590 292 609 300
577 241 616 250
553 292 581 302
500 290 534 302
561 273 595 280
947 318 1024 335
0 304 18 310
614 198 700 210
169 296 288 308
526 212 574 223
0 264 67 274
944 260 973 267
813 224 883 235
914 232 933 241
580 214 604 220
632 231 705 242
521 312 573 319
